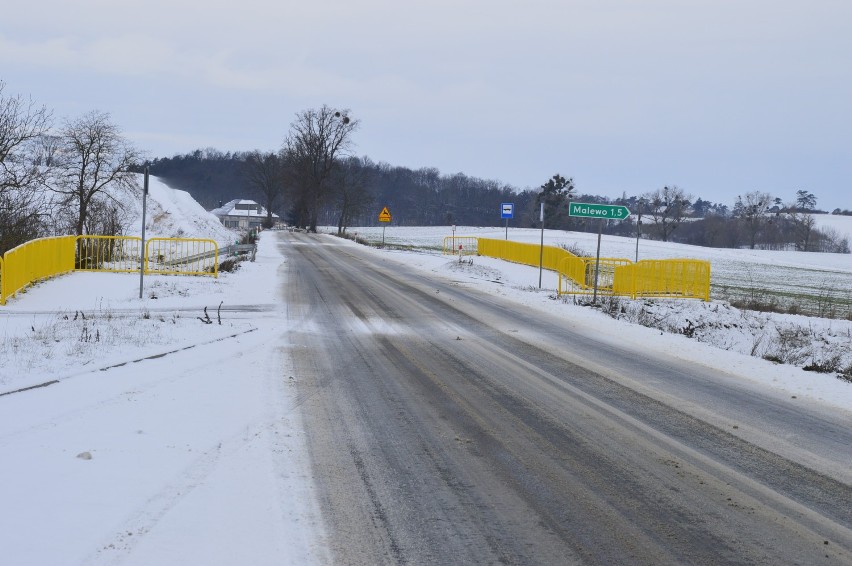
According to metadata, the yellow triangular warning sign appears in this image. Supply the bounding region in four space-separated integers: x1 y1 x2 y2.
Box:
378 207 392 223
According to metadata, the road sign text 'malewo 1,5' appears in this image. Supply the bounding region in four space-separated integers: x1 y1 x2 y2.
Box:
568 202 630 220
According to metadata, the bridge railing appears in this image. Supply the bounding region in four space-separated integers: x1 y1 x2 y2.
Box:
76 236 143 272
146 238 219 276
1 235 221 305
613 259 711 301
1 236 76 305
473 237 709 301
557 256 633 296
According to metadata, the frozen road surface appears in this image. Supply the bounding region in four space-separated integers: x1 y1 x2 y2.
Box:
283 232 852 565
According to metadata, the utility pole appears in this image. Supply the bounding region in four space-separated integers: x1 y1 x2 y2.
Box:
635 200 644 263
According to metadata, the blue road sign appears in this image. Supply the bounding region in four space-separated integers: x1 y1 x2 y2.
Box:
501 203 514 219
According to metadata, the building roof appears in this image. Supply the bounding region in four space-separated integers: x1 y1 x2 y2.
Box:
210 199 279 219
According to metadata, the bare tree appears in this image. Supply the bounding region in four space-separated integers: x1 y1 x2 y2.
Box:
815 227 850 254
283 105 358 232
0 82 52 190
787 210 817 251
244 151 285 228
50 111 140 236
0 82 53 252
331 156 374 235
35 134 62 167
642 185 692 242
733 191 773 249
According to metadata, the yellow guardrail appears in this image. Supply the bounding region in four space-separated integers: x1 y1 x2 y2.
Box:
613 259 711 301
146 237 219 276
478 238 589 277
442 236 478 256
76 236 143 272
75 236 218 276
1 235 220 306
477 238 575 272
0 235 76 305
558 256 633 296
474 237 710 301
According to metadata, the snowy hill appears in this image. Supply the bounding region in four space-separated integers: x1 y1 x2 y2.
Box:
119 174 236 245
813 213 852 242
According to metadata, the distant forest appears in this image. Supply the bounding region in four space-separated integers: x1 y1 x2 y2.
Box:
142 148 850 254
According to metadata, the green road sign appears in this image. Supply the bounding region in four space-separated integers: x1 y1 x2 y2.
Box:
569 202 631 220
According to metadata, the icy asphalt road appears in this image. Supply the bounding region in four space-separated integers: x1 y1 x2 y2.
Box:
282 231 852 565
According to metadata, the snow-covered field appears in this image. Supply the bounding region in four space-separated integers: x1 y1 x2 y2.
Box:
0 178 850 564
814 212 852 242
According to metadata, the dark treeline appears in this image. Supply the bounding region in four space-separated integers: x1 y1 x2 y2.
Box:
143 148 850 254
142 148 248 210
144 150 624 230
337 163 535 227
144 149 539 226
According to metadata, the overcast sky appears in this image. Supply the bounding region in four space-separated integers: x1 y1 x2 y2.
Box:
2 0 850 210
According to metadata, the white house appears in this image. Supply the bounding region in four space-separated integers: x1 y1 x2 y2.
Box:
210 199 281 230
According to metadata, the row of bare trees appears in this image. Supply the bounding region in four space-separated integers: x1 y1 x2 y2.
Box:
526 178 847 253
1 81 139 255
725 190 846 252
622 188 847 253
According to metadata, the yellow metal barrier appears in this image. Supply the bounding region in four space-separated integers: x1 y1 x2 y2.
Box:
558 256 633 296
477 238 574 272
443 236 478 256
476 237 709 301
73 236 219 277
0 235 220 306
146 238 219 277
76 236 143 273
0 235 76 305
613 259 711 301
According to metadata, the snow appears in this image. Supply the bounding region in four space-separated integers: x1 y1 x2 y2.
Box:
813 212 852 242
123 174 237 245
0 231 330 565
1 178 850 564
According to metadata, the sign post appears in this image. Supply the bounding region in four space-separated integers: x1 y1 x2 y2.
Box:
139 167 149 299
568 202 631 302
378 206 392 246
500 202 514 240
538 202 545 288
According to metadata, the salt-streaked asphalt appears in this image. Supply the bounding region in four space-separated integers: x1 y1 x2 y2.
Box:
282 232 852 565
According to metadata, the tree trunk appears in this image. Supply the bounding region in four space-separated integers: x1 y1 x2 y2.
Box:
77 193 87 236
